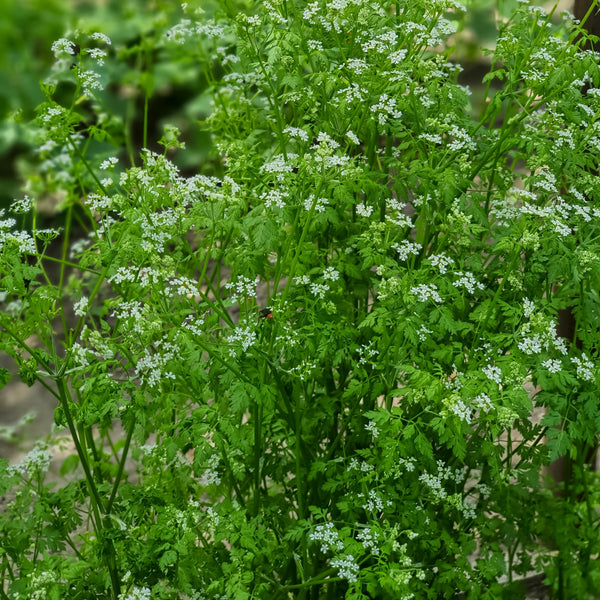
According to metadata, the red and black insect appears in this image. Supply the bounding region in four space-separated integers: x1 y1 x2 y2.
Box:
259 307 273 319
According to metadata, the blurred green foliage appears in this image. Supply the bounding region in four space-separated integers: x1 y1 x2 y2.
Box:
0 0 71 202
0 0 221 208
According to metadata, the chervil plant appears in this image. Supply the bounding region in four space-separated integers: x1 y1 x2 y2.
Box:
1 0 600 598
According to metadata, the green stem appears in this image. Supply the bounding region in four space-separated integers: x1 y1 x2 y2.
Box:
295 386 306 520
56 379 104 516
107 416 136 513
55 378 121 597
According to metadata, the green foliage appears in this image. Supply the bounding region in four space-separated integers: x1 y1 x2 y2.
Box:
1 0 600 599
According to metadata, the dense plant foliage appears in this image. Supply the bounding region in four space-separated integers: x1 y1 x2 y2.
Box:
1 0 600 598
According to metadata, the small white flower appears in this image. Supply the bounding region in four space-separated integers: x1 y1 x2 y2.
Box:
346 130 360 144
224 276 258 303
73 296 89 317
518 334 542 355
393 240 422 261
85 47 108 65
362 489 384 513
365 420 379 438
473 393 493 412
200 453 221 486
428 253 454 274
261 189 288 209
523 298 535 318
322 267 339 281
119 586 151 600
453 271 484 294
51 38 76 58
310 282 329 298
541 359 562 373
100 157 119 170
571 354 594 381
331 555 360 583
356 202 373 217
357 527 380 555
310 522 344 553
283 126 309 142
482 364 502 384
417 325 431 342
90 32 112 45
226 326 257 356
449 398 472 424
304 195 328 212
411 283 442 303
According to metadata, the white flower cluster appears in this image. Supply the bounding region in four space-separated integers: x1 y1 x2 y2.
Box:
260 153 298 180
571 354 594 381
346 130 360 145
361 489 386 513
260 190 289 208
356 202 373 217
200 453 221 486
453 271 484 294
309 522 344 553
330 555 360 583
8 442 53 477
417 324 432 342
386 198 414 228
419 460 466 502
85 47 108 65
365 420 380 438
446 125 476 151
357 527 380 555
347 457 374 472
77 68 103 96
323 266 339 281
448 397 473 424
361 29 397 54
224 275 258 303
357 343 378 366
482 364 502 385
167 275 198 297
51 38 76 57
10 195 34 214
73 296 89 317
393 240 422 261
283 126 309 142
87 193 112 212
163 18 225 44
428 253 454 274
473 393 494 412
111 300 147 334
100 156 119 170
345 58 369 74
541 358 562 373
0 212 35 254
109 266 162 287
304 194 328 213
370 93 403 126
309 283 330 298
135 338 178 388
411 283 442 303
337 83 367 105
182 315 204 337
227 326 257 356
119 586 151 600
136 209 181 253
523 297 535 318
517 321 568 356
